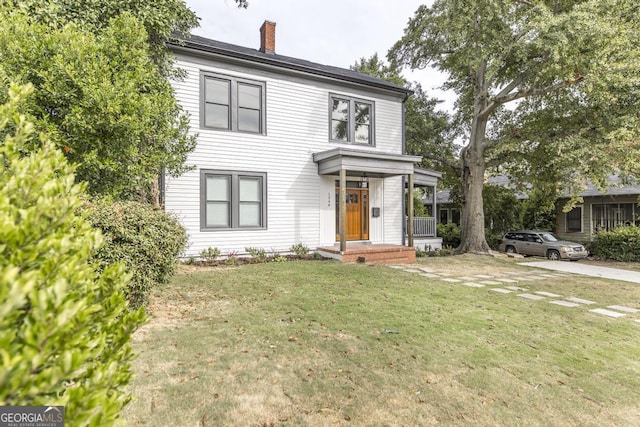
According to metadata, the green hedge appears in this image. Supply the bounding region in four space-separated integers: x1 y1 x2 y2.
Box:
437 223 461 248
83 198 188 308
592 226 640 261
0 83 145 424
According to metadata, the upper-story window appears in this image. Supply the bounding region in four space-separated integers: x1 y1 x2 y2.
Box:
201 72 266 134
330 95 374 145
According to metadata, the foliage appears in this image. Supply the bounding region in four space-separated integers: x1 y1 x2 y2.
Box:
405 189 427 217
351 55 458 189
200 247 221 263
0 5 196 201
520 187 557 231
246 247 268 263
437 223 461 248
391 0 640 253
289 243 310 258
483 184 521 236
591 226 640 262
225 251 239 266
7 0 199 77
419 246 456 257
82 198 188 308
0 83 145 424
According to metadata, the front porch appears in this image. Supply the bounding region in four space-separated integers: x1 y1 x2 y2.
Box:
317 243 416 265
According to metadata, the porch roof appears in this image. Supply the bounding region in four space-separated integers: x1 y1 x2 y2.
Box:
413 167 442 187
312 148 422 178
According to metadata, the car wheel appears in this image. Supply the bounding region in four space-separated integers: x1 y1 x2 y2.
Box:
547 250 560 261
505 245 516 254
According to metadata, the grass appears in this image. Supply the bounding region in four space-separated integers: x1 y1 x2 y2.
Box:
124 255 640 426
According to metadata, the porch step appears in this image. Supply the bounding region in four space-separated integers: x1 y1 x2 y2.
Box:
318 244 416 265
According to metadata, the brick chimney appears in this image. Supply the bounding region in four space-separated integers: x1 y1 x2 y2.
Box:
259 20 276 54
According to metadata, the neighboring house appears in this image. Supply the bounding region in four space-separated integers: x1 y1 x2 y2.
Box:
423 189 460 226
556 177 640 242
164 21 441 259
427 175 640 243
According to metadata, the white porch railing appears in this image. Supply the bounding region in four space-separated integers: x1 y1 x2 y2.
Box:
406 216 437 237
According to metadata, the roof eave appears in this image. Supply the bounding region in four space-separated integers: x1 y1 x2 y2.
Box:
168 39 413 97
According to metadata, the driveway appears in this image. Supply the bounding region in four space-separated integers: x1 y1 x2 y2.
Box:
522 261 640 284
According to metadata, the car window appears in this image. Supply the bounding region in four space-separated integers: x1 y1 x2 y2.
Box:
540 233 558 242
525 234 539 242
505 233 525 241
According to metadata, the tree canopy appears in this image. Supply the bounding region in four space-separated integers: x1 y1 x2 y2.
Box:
0 1 204 201
391 0 640 252
351 54 458 189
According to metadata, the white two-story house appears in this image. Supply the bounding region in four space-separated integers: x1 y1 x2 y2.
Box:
164 21 441 262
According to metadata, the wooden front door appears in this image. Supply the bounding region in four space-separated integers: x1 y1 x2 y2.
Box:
336 187 369 241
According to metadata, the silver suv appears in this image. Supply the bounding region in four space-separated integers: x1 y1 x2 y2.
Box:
498 230 587 261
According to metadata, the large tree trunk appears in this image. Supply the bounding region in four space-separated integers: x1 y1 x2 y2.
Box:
457 141 491 253
456 58 491 254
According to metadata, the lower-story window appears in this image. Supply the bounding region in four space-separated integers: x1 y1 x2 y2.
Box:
201 170 267 230
565 205 583 233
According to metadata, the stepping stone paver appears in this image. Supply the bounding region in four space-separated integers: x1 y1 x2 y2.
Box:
635 320 640 324
461 282 485 288
459 276 479 281
490 288 513 294
419 267 434 273
403 268 422 274
518 293 546 300
550 300 580 307
526 276 544 281
497 278 519 283
475 274 494 279
536 291 562 297
442 278 462 283
565 297 596 305
607 305 639 314
505 286 528 291
389 266 405 269
480 280 502 285
420 273 440 278
513 277 534 282
590 308 626 318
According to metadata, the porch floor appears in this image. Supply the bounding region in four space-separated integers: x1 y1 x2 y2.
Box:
317 244 416 265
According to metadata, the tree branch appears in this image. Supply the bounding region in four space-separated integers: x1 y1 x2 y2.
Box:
494 76 583 105
409 136 462 171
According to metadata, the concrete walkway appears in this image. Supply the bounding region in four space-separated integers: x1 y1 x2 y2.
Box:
522 261 640 284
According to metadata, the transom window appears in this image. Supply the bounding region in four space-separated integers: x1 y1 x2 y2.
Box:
201 170 267 230
201 72 266 134
330 95 374 145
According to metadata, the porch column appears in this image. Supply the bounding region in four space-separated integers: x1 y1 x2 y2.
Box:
432 183 437 237
339 168 347 253
408 173 414 247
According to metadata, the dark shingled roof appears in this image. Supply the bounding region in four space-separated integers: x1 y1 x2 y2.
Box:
168 35 411 96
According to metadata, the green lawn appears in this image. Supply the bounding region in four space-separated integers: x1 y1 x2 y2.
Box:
124 256 640 426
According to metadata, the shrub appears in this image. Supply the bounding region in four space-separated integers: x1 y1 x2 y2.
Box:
485 229 503 251
225 250 239 265
437 223 461 248
82 198 188 308
0 83 145 424
246 247 268 263
592 226 640 261
200 247 221 263
290 243 310 258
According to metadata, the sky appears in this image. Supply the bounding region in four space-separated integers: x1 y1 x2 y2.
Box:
184 0 454 111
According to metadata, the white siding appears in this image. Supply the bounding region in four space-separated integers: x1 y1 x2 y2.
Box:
166 54 407 256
